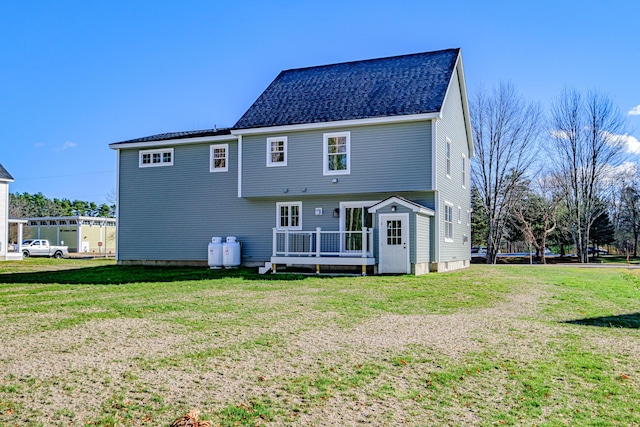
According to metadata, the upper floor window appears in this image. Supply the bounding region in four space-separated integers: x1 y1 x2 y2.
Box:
445 138 451 178
276 202 302 230
267 137 287 167
139 148 173 168
323 132 350 175
210 144 228 172
462 154 467 188
444 202 454 242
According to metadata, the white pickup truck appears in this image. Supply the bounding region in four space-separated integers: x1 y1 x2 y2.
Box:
21 239 69 258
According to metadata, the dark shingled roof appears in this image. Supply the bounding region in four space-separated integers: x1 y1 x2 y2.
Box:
0 163 14 181
233 48 460 130
111 128 232 146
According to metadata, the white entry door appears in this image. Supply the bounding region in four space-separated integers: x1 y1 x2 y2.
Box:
378 213 410 274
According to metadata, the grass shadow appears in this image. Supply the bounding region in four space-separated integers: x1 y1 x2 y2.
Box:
0 265 308 285
563 313 640 329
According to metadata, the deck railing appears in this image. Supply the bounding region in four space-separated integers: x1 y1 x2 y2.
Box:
272 227 373 258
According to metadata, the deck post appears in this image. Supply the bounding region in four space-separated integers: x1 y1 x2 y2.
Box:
272 228 277 257
284 229 289 256
361 227 367 258
316 227 321 257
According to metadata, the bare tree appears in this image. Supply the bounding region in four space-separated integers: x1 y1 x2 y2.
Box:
618 185 640 256
548 88 627 262
471 82 543 264
511 177 562 264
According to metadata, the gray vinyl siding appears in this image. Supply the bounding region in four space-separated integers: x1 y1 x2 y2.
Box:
241 121 432 198
118 140 271 262
435 66 472 263
117 139 437 264
416 214 431 264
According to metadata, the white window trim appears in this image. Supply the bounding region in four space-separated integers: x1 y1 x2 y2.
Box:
139 148 174 168
267 136 288 167
458 206 462 224
467 209 471 227
323 131 351 176
338 200 381 232
444 201 454 242
462 153 467 189
210 144 229 172
445 138 451 178
276 201 302 230
339 200 380 253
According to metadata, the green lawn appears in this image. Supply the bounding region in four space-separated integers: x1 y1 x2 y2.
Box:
1 259 639 426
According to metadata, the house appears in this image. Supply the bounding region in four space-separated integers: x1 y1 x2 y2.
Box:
0 163 26 261
110 48 473 274
25 216 116 254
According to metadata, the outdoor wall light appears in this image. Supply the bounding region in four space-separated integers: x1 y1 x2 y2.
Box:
331 178 338 183
283 188 288 193
301 188 307 192
333 208 340 218
391 205 397 212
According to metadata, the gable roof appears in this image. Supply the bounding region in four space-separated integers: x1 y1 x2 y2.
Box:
233 48 460 130
0 163 14 182
368 196 435 216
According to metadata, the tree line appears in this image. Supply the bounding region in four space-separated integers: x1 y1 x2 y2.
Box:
471 83 638 263
9 192 116 219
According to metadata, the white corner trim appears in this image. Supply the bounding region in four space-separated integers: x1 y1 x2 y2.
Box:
432 120 438 191
237 136 243 198
115 149 120 260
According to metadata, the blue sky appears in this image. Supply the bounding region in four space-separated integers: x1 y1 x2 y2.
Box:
1 0 638 205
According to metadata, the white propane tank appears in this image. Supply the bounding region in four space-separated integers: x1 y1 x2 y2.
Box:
208 237 223 269
223 236 241 268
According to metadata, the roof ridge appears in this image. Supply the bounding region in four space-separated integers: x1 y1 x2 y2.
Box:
279 48 460 74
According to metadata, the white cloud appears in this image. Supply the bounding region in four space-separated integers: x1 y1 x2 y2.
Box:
600 161 638 189
628 105 640 116
61 141 77 150
550 129 571 139
621 134 640 154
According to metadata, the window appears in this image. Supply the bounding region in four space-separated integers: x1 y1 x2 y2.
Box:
386 220 403 245
445 138 451 178
458 206 462 224
276 202 302 230
210 144 228 172
444 203 454 242
467 209 471 226
462 154 466 188
340 201 377 252
267 137 287 167
323 132 350 175
139 148 174 168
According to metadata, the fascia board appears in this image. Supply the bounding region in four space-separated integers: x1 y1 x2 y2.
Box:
443 52 474 159
231 113 441 136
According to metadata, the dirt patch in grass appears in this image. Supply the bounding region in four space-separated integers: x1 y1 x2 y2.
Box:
1 270 639 426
